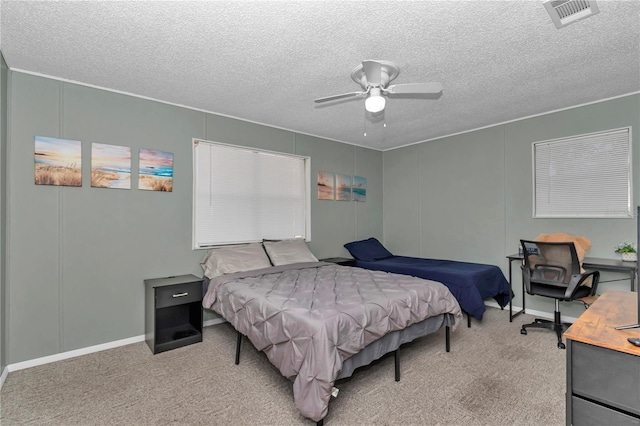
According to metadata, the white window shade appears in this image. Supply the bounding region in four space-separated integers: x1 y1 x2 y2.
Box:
193 139 310 248
533 127 632 218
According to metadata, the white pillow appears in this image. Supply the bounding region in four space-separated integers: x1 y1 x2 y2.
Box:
200 243 272 278
263 239 318 266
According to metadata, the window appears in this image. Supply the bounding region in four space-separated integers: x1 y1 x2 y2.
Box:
533 127 632 218
193 139 310 248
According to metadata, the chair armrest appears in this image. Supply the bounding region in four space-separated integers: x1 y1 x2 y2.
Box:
563 270 600 299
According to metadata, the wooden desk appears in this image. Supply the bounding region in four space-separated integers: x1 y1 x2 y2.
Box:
506 254 638 321
564 290 640 425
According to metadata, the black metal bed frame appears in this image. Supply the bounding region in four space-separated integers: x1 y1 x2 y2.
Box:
233 324 451 425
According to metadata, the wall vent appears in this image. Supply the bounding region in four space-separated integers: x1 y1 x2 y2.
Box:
543 0 599 29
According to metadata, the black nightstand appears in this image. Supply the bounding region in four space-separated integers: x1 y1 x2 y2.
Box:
320 257 357 267
144 274 203 354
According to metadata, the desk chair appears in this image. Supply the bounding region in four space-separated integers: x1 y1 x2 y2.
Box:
520 240 600 349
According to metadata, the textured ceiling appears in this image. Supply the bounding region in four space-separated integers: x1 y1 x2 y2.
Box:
1 1 639 151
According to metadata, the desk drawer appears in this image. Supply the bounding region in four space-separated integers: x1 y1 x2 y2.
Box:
572 341 640 416
572 396 640 426
155 281 202 309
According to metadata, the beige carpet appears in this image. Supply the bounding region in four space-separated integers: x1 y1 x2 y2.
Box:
0 307 566 425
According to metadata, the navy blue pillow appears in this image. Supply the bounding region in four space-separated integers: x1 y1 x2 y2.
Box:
344 238 394 262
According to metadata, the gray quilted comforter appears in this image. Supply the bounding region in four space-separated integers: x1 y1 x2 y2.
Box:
202 262 462 422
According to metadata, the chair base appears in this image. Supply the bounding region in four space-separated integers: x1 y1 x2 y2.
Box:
520 310 569 349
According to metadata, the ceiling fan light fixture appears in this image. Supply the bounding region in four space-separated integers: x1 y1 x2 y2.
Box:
365 88 386 113
314 60 442 114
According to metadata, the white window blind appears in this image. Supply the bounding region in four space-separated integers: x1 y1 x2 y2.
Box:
193 139 310 248
533 127 632 218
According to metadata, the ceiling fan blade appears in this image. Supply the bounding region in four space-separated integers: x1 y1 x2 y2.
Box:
385 82 443 95
362 60 382 86
314 91 364 103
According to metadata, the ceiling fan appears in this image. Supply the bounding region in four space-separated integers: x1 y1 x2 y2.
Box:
314 60 443 113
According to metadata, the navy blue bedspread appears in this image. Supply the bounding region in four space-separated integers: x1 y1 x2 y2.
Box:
355 256 512 320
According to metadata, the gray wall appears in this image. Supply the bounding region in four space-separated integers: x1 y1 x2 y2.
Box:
4 66 637 365
1 53 7 373
5 71 382 364
383 94 640 319
295 134 383 259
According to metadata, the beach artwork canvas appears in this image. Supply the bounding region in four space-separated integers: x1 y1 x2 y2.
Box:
317 171 334 200
91 143 131 189
138 149 173 192
336 174 352 201
34 136 82 187
352 175 367 202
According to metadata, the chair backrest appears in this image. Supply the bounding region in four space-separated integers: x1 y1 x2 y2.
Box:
520 239 581 285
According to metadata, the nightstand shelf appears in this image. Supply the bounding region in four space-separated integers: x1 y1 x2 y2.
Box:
155 323 201 348
145 274 203 354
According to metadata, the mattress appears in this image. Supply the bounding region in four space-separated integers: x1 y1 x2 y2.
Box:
202 262 462 422
355 256 512 320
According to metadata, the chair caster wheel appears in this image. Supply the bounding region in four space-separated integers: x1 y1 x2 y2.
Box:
558 342 566 349
520 329 527 335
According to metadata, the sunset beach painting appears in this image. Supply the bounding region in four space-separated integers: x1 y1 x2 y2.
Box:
138 148 173 192
317 171 334 200
91 143 131 189
35 136 82 187
336 174 352 201
352 175 367 202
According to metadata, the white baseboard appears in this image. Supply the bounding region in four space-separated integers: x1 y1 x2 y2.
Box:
484 301 579 323
6 334 146 373
1 306 579 389
4 319 227 379
484 300 504 310
0 365 8 389
203 317 226 327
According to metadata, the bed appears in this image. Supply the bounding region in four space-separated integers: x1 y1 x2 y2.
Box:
200 240 463 423
345 238 512 321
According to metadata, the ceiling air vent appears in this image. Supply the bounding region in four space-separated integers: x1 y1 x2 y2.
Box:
543 0 599 29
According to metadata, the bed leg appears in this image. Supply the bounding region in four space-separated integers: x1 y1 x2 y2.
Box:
394 349 400 382
316 419 324 426
235 331 242 365
467 312 471 328
445 325 450 353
